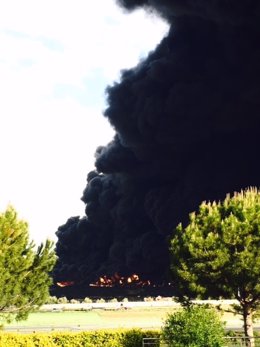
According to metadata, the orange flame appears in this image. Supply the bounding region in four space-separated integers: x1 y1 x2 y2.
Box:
89 273 151 287
56 281 75 287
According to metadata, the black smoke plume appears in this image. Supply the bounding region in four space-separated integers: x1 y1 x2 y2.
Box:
54 0 260 286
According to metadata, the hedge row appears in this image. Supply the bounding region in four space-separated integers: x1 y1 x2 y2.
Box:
0 329 160 347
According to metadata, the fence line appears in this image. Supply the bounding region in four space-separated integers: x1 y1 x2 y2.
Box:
142 336 260 346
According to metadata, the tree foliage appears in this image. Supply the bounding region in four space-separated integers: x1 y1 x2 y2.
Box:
162 305 225 347
170 187 260 343
0 206 56 324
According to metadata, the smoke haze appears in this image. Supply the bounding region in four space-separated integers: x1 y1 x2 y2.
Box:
54 0 260 285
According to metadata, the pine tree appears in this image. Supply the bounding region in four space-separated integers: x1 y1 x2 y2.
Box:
0 206 56 324
170 187 260 347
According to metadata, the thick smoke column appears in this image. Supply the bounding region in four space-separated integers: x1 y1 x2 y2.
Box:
54 0 260 285
117 0 260 24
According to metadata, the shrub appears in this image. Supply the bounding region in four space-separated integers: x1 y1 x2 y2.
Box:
119 329 143 347
96 298 106 303
0 329 161 347
57 297 68 304
161 305 225 347
46 296 58 304
109 298 118 303
83 297 93 303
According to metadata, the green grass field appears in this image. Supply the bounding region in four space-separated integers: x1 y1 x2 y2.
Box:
7 311 101 327
4 303 247 333
5 308 175 332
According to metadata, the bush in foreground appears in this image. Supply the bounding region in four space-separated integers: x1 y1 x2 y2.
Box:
0 329 160 347
162 305 225 347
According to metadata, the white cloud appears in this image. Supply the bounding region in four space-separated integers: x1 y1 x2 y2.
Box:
0 0 168 83
0 0 169 244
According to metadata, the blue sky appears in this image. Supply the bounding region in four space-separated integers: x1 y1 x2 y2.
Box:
0 0 169 244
